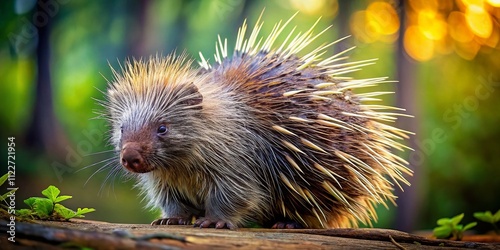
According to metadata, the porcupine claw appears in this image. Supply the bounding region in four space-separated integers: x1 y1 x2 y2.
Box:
271 221 303 229
194 218 236 229
151 217 192 226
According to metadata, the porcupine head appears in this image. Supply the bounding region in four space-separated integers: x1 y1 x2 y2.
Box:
103 14 413 230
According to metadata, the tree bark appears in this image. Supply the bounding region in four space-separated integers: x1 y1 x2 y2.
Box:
394 0 421 232
25 0 68 160
2 219 497 250
128 0 150 58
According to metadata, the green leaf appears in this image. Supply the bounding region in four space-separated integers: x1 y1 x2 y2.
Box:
493 209 500 223
32 198 54 218
450 213 464 226
16 209 33 217
0 188 17 202
433 225 452 239
437 217 452 226
54 195 72 203
24 197 39 208
0 173 9 186
76 207 96 215
54 203 77 220
75 207 95 217
41 185 61 202
463 222 477 231
474 211 493 223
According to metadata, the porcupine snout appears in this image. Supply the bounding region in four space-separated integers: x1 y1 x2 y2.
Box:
121 142 148 173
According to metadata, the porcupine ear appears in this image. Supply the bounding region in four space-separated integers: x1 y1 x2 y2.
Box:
180 82 203 109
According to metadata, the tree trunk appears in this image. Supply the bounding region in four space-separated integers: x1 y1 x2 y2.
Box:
25 0 68 160
394 0 421 232
127 0 150 58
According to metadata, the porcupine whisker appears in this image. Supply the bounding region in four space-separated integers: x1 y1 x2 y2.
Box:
82 149 116 157
99 164 125 197
77 154 117 173
83 156 118 187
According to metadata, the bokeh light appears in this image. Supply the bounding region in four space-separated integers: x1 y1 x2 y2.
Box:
465 4 493 38
351 0 500 61
418 11 447 40
488 0 500 7
350 1 400 43
448 11 475 43
404 25 435 61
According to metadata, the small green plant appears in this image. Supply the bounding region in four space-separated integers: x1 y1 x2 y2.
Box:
0 173 18 216
0 173 17 202
433 213 477 240
16 185 95 221
473 210 500 234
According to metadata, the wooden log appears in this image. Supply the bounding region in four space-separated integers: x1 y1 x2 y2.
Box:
1 219 498 250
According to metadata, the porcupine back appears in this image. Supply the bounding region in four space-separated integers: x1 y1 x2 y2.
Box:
198 15 413 228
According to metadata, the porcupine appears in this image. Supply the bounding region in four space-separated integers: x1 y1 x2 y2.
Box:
102 14 412 229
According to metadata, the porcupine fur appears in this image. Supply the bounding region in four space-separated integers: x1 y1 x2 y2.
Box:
103 14 413 229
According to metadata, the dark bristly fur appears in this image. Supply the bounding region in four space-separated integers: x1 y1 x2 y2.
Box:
102 14 412 229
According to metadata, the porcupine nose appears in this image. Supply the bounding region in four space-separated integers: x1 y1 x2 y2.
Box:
121 142 146 173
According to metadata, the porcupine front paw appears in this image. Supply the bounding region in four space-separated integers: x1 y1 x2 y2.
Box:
271 221 303 229
194 217 236 229
151 217 192 226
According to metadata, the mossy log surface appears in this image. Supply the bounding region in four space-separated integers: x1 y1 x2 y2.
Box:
1 219 499 249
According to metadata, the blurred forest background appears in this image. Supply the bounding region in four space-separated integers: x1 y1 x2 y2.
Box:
1 0 499 232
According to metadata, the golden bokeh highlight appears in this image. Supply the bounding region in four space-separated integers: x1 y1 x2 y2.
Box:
366 1 400 35
349 1 400 43
478 25 499 48
454 39 481 59
435 34 455 55
404 25 435 61
448 11 475 43
465 4 493 38
409 0 439 12
350 11 379 43
350 0 500 61
418 11 447 40
488 0 500 7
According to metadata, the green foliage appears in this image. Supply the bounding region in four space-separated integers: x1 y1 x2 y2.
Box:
0 173 17 211
15 209 33 217
17 185 95 221
26 197 53 219
433 213 477 240
473 210 500 234
0 172 8 185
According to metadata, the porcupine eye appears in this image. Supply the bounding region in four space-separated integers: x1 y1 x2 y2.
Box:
157 124 168 136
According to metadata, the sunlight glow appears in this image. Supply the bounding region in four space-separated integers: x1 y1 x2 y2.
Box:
404 25 435 61
465 4 493 38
